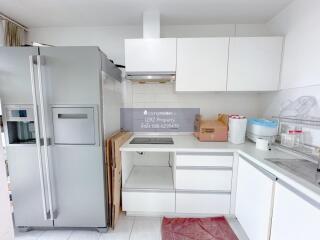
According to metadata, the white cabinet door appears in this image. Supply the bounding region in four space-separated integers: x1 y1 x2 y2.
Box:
227 37 283 91
125 38 177 73
270 182 320 240
236 157 275 240
176 38 229 91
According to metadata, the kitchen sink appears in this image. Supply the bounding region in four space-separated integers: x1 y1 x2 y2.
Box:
265 158 320 187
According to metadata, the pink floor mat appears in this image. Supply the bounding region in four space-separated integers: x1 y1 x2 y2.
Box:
162 216 239 240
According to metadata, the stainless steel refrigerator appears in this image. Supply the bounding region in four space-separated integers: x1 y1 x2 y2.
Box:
0 46 121 232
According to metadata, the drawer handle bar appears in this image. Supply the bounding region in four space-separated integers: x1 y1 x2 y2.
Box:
176 166 232 171
58 114 88 119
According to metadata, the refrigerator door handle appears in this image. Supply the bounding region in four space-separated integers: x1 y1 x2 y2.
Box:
36 55 55 220
29 55 50 221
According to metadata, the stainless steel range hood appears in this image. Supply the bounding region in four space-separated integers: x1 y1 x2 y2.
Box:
126 73 176 83
125 11 176 83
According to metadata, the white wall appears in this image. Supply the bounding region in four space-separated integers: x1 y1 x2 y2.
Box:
260 0 320 147
28 24 270 67
161 24 271 38
28 26 142 65
0 21 5 46
262 0 320 117
28 24 271 119
267 0 320 89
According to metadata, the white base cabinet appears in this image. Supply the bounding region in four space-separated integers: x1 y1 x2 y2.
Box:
270 182 320 240
122 191 175 213
175 153 234 215
176 169 232 191
235 157 275 240
176 192 230 214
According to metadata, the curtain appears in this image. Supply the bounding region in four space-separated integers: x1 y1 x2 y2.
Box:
4 20 25 46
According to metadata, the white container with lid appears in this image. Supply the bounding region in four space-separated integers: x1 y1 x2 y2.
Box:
247 118 279 142
229 115 247 144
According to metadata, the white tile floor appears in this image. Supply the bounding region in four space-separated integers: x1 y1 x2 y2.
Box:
15 214 248 240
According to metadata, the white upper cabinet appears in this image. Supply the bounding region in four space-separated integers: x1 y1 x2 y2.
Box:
125 38 177 73
227 37 283 91
270 182 320 240
236 157 275 240
176 38 229 91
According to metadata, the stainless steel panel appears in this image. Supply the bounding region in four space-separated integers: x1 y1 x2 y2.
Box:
0 47 39 104
52 107 96 145
6 147 53 227
51 146 106 227
39 47 102 105
36 55 55 220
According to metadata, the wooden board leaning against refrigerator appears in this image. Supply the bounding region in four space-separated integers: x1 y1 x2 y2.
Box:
106 131 133 229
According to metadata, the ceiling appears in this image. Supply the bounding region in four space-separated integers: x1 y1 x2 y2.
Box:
0 0 294 28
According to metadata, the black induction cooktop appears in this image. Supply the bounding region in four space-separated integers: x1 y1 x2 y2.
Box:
129 137 174 144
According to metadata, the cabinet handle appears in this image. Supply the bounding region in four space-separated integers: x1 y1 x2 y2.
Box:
176 166 232 171
176 190 231 194
277 180 320 210
240 155 277 181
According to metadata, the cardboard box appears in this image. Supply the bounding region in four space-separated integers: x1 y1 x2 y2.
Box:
194 114 228 142
105 131 133 229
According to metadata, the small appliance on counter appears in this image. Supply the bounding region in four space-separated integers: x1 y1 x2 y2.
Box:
228 115 247 144
194 114 228 142
246 118 279 144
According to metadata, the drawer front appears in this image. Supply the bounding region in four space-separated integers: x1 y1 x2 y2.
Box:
176 169 232 191
122 191 175 213
176 153 233 167
176 192 231 214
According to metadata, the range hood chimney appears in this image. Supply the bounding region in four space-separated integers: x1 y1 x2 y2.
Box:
143 11 160 39
125 11 176 83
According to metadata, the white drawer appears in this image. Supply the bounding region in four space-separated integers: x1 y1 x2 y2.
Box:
176 153 233 167
176 192 231 214
176 169 232 191
122 190 175 213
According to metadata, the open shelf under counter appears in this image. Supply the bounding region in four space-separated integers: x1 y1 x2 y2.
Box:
123 166 174 191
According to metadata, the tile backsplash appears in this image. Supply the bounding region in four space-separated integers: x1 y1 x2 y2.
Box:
123 81 263 119
261 85 320 148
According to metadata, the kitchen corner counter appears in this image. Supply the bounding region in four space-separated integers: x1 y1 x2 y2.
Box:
120 134 320 203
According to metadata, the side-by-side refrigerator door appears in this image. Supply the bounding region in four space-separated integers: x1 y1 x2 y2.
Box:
0 47 38 104
0 48 53 227
38 47 107 228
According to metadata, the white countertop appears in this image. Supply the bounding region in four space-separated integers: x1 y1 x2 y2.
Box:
121 134 320 203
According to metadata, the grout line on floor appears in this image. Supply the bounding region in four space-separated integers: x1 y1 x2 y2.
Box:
98 230 102 240
65 230 74 240
35 229 47 239
128 216 136 240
